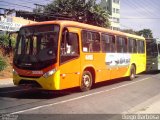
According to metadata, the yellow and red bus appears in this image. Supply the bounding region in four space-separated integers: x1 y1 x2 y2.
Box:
13 20 146 91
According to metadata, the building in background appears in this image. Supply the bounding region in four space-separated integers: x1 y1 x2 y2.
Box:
100 0 120 30
0 16 36 33
0 8 36 34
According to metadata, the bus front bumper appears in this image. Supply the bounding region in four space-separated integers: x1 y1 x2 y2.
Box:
13 70 60 90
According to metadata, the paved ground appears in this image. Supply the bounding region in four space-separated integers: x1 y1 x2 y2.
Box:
0 78 13 86
0 73 160 120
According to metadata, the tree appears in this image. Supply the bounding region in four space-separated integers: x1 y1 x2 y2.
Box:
44 0 110 28
121 29 137 35
136 29 153 38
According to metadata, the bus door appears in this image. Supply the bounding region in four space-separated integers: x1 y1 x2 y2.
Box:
59 27 81 89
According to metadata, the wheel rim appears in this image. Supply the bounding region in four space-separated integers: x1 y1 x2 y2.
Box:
83 74 91 88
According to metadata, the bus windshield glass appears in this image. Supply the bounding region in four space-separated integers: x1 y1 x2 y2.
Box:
146 40 158 57
158 43 160 54
14 25 60 70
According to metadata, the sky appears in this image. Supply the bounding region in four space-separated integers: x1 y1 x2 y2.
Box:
0 0 160 38
120 0 160 38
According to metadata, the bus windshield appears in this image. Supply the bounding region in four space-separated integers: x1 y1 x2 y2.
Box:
14 25 60 70
146 40 158 57
158 43 160 54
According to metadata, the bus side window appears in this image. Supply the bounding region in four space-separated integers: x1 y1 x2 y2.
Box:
82 30 100 52
128 38 132 53
68 33 79 55
82 30 89 52
101 34 115 53
137 40 145 54
101 34 110 52
110 36 116 53
133 39 137 53
60 29 79 63
128 38 137 53
92 32 100 52
141 41 145 53
116 36 127 53
137 40 141 53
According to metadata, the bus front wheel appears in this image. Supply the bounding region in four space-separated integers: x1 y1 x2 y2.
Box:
129 65 136 80
80 71 93 92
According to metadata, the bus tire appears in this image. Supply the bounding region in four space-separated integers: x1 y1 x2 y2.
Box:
129 65 136 80
80 71 93 92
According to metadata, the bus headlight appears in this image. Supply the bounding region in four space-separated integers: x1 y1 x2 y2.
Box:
13 69 18 75
43 69 56 78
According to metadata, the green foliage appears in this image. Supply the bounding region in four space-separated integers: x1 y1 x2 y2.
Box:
136 29 153 38
10 36 16 48
0 56 7 71
44 0 110 28
121 28 154 39
121 29 137 35
0 34 9 48
0 34 16 48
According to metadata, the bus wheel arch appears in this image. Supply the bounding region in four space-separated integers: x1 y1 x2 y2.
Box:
129 64 136 80
80 67 95 92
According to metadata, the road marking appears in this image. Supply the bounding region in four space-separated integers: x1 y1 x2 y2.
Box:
10 77 150 114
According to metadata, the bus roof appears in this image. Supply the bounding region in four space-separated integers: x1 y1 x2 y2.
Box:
23 20 145 40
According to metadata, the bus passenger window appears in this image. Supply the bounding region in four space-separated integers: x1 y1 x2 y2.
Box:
101 34 110 52
137 40 141 53
128 38 137 53
137 40 145 53
68 33 79 55
141 41 145 53
92 32 100 52
116 36 127 53
110 36 116 52
60 31 79 63
82 30 88 52
82 30 100 52
101 34 115 52
133 39 137 53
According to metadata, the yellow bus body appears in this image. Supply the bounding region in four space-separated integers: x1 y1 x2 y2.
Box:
13 20 146 90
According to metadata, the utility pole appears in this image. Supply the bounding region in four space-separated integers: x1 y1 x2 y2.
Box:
34 4 45 13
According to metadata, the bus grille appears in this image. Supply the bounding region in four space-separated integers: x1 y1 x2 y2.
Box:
19 75 41 78
19 80 42 88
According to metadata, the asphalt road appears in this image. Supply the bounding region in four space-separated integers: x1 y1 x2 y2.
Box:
0 72 160 119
